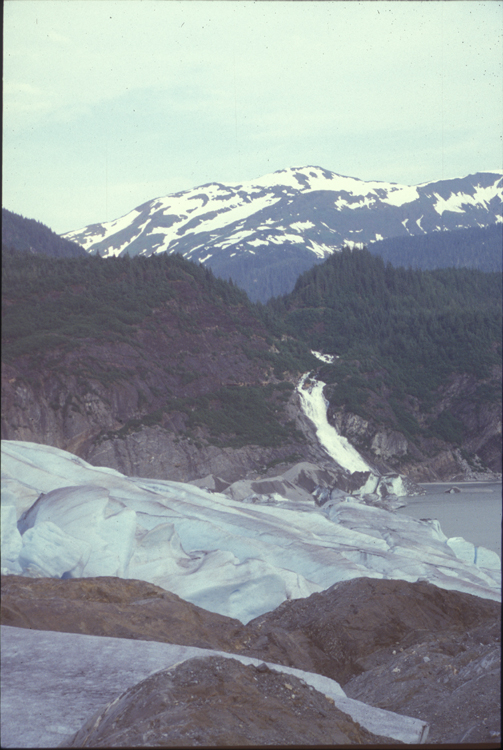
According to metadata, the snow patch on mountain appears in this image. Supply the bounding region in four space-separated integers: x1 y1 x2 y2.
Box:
61 166 503 300
290 220 316 231
433 180 503 215
308 240 336 258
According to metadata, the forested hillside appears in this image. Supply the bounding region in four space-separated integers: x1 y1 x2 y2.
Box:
268 248 502 475
2 248 316 475
2 242 501 480
369 223 502 273
2 208 87 258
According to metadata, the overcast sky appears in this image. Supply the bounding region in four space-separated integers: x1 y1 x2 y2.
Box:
3 0 502 234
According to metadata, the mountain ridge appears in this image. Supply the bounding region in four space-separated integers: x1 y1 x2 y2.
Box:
61 165 503 301
2 208 87 259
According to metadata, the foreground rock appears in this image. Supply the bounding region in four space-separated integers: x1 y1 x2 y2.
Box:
246 577 500 681
63 656 391 747
245 577 502 745
0 575 329 676
0 576 244 652
2 575 500 744
344 622 501 744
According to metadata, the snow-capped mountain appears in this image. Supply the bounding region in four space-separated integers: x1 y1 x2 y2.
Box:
62 166 503 301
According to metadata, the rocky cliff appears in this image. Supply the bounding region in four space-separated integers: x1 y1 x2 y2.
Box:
327 367 502 481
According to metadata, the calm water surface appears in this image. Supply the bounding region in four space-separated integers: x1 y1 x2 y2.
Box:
397 482 502 557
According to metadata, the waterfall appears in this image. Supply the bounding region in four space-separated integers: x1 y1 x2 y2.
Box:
297 373 370 473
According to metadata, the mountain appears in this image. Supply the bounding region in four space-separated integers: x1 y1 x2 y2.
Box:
61 166 503 301
2 208 87 258
368 223 503 272
1 247 323 482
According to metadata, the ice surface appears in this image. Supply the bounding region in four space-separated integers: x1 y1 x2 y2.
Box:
1 625 429 748
297 374 370 472
1 440 500 626
1 504 23 574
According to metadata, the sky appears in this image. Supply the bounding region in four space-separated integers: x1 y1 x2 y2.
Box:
3 0 503 234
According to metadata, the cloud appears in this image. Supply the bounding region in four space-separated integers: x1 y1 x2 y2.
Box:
3 0 502 232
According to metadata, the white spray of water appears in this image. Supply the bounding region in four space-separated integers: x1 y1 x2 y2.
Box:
297 373 370 473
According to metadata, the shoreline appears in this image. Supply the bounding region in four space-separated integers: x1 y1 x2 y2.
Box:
418 480 501 487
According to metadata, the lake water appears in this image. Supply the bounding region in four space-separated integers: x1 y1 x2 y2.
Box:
397 482 502 558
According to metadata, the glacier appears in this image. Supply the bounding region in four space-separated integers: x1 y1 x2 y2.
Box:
1 440 500 626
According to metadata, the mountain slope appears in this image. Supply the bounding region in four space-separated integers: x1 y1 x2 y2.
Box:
2 242 500 481
2 208 87 258
368 223 503 272
269 248 502 478
1 247 323 481
62 166 503 301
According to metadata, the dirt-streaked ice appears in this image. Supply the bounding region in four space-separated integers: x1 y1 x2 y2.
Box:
1 440 499 626
0 626 429 748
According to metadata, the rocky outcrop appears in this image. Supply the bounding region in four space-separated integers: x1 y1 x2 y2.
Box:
220 461 356 503
86 426 316 484
328 368 502 482
63 655 388 748
2 575 500 745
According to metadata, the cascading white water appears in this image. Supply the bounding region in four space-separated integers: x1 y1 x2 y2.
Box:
297 373 370 473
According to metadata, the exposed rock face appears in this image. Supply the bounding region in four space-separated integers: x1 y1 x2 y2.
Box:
1 362 325 485
63 656 388 748
86 426 315 485
371 430 409 459
328 368 502 481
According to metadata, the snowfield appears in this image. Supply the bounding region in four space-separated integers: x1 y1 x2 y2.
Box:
1 440 500 625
